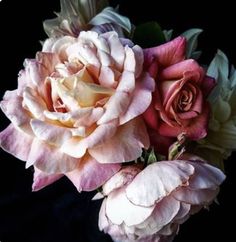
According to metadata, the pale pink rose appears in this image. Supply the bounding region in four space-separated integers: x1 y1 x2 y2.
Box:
0 31 154 192
99 157 225 242
144 37 215 150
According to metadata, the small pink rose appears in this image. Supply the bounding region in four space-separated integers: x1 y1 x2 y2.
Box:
144 37 215 145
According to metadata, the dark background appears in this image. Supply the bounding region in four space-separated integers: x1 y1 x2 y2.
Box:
0 0 235 241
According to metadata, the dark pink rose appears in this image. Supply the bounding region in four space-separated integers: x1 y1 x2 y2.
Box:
144 37 215 143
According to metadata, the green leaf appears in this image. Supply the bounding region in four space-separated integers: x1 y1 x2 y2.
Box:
133 21 165 48
163 29 173 41
89 7 132 33
147 148 157 164
181 28 203 59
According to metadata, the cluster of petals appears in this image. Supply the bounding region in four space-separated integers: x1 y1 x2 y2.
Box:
0 31 154 191
99 156 225 242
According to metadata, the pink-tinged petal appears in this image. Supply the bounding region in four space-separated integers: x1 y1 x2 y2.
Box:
116 70 135 93
61 119 118 158
74 107 104 127
30 119 72 146
98 198 110 231
159 103 210 140
99 66 117 88
173 187 219 205
42 38 57 52
97 49 113 66
120 73 155 125
160 59 203 81
23 87 47 120
66 155 121 192
89 118 149 164
201 76 216 97
102 165 141 195
107 32 125 71
27 139 78 173
0 124 33 161
144 36 186 68
0 90 31 131
143 104 159 131
77 42 101 68
106 187 155 226
188 162 226 190
132 45 144 78
126 160 194 207
180 103 210 140
32 167 63 191
17 69 33 96
173 202 191 221
85 119 118 148
158 122 182 138
60 137 86 158
80 31 110 53
124 46 136 73
97 92 130 125
36 52 60 77
49 36 76 61
135 197 180 236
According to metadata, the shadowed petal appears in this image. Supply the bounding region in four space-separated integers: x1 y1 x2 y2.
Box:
66 155 121 191
120 73 155 125
144 36 186 68
89 118 149 163
32 167 63 191
106 187 155 226
0 124 33 161
126 160 194 207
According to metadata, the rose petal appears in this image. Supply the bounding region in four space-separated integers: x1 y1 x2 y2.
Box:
126 160 194 207
120 73 155 125
144 36 186 68
102 165 141 195
66 155 121 192
32 167 63 191
159 103 210 140
173 187 219 205
0 124 33 161
89 118 149 164
97 92 130 124
30 119 72 146
23 87 47 120
99 66 118 88
116 70 135 93
27 139 78 173
107 32 125 71
106 187 155 226
61 119 118 158
132 45 144 78
160 59 204 81
201 76 216 97
0 90 31 133
188 162 226 190
134 197 180 236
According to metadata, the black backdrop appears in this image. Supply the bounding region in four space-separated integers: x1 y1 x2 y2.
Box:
0 0 235 241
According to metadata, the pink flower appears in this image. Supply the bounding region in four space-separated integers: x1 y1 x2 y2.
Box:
0 31 154 192
99 157 225 242
144 37 215 144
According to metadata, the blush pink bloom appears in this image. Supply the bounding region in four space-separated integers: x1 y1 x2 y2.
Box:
0 31 154 192
144 37 215 146
99 157 225 242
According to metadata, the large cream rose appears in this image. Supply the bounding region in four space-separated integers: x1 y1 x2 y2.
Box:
0 31 154 191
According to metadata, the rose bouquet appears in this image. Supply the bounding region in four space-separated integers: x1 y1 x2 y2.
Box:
0 0 235 241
